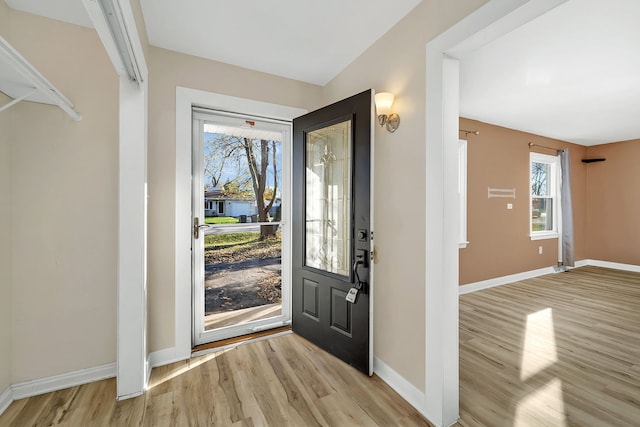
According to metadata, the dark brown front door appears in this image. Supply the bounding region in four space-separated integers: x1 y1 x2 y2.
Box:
292 90 372 374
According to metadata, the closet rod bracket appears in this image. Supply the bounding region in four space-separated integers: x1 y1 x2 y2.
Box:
0 88 37 114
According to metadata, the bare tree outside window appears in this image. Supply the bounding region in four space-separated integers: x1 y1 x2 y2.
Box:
531 162 550 196
205 133 281 240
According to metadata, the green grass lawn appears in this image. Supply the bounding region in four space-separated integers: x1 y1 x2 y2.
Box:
205 216 239 225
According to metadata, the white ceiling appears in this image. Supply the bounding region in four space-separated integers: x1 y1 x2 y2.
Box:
139 0 421 86
458 0 640 146
5 0 421 86
5 0 640 145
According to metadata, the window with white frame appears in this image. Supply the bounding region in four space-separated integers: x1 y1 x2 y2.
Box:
530 152 559 239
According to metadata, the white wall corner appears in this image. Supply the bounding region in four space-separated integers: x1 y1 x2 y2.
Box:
148 347 185 369
145 356 151 390
11 363 116 401
0 387 13 417
83 0 150 402
116 76 148 400
373 357 427 418
574 259 590 268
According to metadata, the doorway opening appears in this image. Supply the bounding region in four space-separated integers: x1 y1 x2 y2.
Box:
425 1 568 424
192 109 292 346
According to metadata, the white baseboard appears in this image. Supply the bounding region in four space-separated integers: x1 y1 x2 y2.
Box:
11 363 116 400
0 387 12 417
459 266 556 295
373 356 427 418
579 259 640 273
459 260 640 295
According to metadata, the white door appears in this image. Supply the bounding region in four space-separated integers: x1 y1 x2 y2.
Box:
192 108 292 345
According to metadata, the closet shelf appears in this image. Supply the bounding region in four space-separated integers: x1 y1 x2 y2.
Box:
0 36 81 120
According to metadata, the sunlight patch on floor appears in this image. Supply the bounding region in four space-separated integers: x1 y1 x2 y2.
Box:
515 378 567 426
147 349 231 389
520 307 558 381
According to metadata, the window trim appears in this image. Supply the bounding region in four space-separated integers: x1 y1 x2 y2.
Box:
458 139 468 248
530 152 559 240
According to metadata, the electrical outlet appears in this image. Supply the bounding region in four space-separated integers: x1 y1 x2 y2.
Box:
507 203 513 209
539 246 543 255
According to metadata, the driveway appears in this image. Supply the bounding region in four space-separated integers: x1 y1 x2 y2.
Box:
204 223 281 235
204 256 281 314
204 224 260 235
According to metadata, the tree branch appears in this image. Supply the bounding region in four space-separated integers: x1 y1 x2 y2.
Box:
265 140 278 212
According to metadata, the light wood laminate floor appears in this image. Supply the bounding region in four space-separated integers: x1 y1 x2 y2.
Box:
3 266 638 426
0 333 430 426
458 266 640 426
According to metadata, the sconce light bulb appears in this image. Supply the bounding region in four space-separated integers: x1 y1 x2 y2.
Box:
374 92 394 116
374 92 399 133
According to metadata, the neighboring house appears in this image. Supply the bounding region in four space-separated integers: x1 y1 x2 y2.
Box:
204 188 281 219
204 188 257 218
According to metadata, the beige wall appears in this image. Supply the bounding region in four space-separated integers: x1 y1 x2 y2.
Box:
0 0 7 35
323 0 488 391
0 0 12 395
459 118 587 285
0 90 12 392
586 139 640 265
147 46 323 352
4 10 119 382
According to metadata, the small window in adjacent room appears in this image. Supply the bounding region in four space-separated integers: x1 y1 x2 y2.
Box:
530 152 559 239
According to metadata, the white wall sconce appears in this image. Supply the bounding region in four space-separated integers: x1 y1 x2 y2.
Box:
374 92 400 133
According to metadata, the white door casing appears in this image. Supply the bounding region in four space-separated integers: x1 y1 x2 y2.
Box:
425 0 569 425
174 88 307 361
